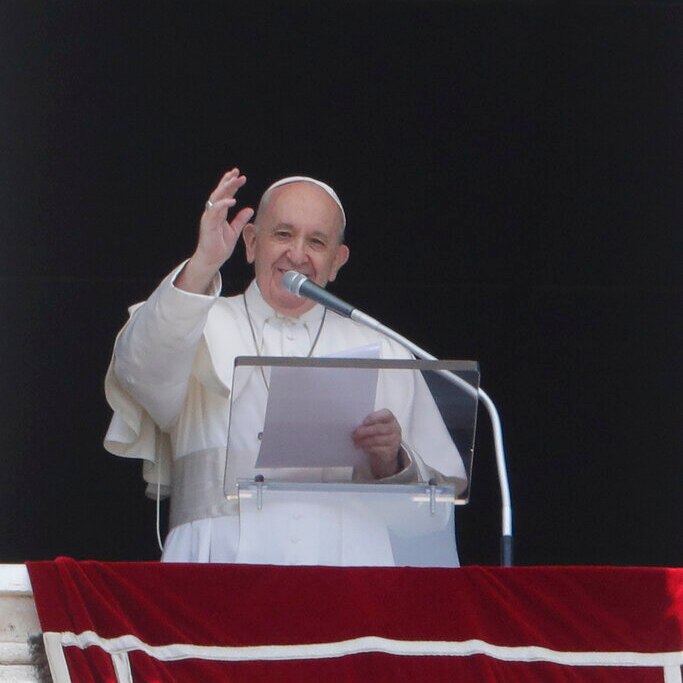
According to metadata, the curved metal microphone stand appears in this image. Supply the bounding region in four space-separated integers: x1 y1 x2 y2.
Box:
351 309 514 567
283 270 513 566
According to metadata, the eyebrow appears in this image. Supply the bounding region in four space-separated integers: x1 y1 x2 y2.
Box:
271 223 330 240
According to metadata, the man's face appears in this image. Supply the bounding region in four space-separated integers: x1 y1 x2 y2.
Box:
242 182 350 316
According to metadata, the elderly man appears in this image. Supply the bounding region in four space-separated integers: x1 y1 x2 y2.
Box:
104 168 466 564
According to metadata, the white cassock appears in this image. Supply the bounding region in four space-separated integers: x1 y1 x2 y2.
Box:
104 263 467 565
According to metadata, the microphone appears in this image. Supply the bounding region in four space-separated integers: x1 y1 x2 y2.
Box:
282 271 356 318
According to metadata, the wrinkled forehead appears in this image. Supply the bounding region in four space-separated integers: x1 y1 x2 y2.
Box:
257 176 346 238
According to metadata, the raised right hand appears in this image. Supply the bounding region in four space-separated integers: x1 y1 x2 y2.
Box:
176 168 254 294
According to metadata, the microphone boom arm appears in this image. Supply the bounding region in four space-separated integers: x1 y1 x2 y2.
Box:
282 270 513 566
351 309 514 567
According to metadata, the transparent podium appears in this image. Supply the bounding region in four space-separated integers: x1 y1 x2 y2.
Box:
223 357 479 567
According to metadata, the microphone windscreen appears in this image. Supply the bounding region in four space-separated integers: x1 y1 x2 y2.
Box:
282 271 307 296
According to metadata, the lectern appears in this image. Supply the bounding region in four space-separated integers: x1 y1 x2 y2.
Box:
223 357 479 567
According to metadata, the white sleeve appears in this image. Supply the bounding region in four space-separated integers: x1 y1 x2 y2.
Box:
112 262 221 431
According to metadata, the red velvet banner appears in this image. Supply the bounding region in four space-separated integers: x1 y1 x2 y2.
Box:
27 559 683 682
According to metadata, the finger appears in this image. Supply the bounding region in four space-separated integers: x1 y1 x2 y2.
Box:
207 168 239 197
217 168 240 186
354 438 399 455
354 423 400 454
353 425 400 445
219 173 247 199
203 197 237 217
353 423 395 441
355 413 400 437
228 207 255 234
208 169 245 204
362 409 395 426
207 179 243 208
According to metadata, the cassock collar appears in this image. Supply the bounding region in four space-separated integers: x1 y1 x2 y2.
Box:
243 280 325 335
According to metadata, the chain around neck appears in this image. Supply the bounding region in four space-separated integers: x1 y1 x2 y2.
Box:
242 292 327 389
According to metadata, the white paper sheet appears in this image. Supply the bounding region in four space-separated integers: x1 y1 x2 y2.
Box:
255 345 380 468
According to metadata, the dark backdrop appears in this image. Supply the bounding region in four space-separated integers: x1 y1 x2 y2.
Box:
1 1 680 566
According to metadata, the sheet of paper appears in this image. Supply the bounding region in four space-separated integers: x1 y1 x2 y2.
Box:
255 345 380 468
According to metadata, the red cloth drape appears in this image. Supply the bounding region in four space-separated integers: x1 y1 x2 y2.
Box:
27 559 683 682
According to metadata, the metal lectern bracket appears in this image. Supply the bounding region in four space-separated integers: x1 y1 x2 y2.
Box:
255 475 265 511
428 478 438 516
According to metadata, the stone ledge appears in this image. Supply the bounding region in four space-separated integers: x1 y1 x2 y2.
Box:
0 567 32 597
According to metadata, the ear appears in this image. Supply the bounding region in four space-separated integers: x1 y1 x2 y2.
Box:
242 223 256 264
328 244 350 282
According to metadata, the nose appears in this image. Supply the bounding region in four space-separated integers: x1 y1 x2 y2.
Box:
286 238 307 266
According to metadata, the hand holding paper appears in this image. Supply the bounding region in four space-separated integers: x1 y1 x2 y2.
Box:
352 409 403 478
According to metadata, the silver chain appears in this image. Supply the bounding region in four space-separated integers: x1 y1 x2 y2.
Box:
242 293 327 390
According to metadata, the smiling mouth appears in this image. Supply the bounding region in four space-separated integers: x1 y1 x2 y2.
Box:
278 267 312 279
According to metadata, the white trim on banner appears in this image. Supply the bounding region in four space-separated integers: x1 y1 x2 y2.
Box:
42 633 71 683
111 651 133 683
663 664 682 683
43 630 683 672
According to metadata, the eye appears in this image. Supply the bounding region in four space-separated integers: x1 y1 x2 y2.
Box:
309 237 327 249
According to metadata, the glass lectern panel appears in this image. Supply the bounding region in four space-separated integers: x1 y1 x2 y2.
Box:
224 357 479 502
223 357 479 567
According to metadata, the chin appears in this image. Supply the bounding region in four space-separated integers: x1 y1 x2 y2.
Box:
277 294 309 312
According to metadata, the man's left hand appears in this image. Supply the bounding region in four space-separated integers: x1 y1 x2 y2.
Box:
352 409 403 479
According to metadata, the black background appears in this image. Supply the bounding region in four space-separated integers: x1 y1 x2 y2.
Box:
1 1 680 567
